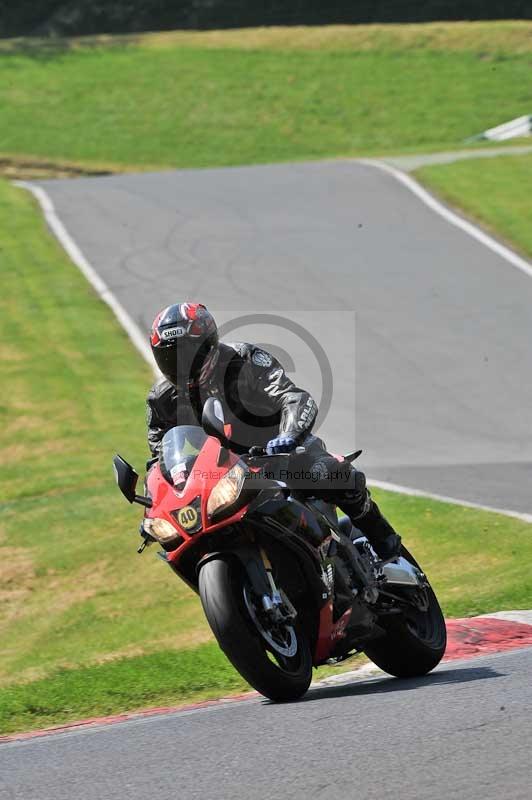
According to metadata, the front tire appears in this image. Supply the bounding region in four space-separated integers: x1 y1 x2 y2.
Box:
364 548 446 678
199 556 312 702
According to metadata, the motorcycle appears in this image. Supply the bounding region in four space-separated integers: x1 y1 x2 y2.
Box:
113 397 446 702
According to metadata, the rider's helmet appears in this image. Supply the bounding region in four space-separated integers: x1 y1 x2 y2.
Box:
150 303 219 389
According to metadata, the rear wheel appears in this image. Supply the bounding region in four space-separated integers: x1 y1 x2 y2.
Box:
199 556 312 702
364 548 446 677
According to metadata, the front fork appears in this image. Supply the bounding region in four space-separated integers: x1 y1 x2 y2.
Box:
258 547 298 623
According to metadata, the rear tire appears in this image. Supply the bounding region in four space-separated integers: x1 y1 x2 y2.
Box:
199 556 312 702
364 548 446 678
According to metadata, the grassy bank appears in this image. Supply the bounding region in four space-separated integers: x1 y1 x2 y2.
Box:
3 20 532 55
0 22 531 171
415 153 532 260
0 644 249 736
0 178 211 686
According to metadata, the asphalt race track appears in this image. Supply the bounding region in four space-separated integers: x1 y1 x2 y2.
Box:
2 648 531 800
5 162 529 799
36 161 532 513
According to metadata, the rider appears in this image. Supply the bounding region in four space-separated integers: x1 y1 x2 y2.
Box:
146 302 401 560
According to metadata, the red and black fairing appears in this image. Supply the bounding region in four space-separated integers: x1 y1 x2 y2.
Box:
143 431 355 665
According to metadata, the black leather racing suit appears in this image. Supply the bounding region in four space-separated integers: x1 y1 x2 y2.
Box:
146 342 398 552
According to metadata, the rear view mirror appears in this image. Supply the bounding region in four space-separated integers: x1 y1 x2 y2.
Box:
113 454 138 502
201 397 227 444
113 455 152 507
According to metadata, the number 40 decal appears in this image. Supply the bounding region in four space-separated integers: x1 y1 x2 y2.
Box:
177 506 199 530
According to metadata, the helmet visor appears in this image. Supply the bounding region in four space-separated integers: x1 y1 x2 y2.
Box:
155 338 212 387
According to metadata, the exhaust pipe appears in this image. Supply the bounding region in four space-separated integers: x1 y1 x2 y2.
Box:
381 557 423 587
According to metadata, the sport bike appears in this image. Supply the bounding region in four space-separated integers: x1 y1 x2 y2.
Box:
113 398 446 701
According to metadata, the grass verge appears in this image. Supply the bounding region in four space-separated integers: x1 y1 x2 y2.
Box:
0 22 531 169
415 153 532 260
0 178 211 689
0 643 249 736
2 178 532 735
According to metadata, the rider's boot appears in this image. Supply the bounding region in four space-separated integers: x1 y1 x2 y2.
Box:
356 501 402 560
343 498 402 560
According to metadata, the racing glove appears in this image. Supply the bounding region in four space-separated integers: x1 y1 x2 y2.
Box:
266 435 298 455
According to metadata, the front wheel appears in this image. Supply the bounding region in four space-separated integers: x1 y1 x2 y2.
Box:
364 548 446 678
199 556 312 702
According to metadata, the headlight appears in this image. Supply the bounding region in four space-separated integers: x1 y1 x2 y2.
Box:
207 463 247 520
143 517 183 548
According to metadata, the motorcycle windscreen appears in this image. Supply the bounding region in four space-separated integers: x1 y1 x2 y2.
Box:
160 425 208 488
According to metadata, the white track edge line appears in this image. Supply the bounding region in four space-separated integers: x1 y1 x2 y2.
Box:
358 159 532 280
368 478 532 524
358 160 532 521
14 180 157 371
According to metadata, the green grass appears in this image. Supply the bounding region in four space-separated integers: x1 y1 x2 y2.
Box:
0 644 249 736
0 22 531 171
415 153 532 259
0 178 212 687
